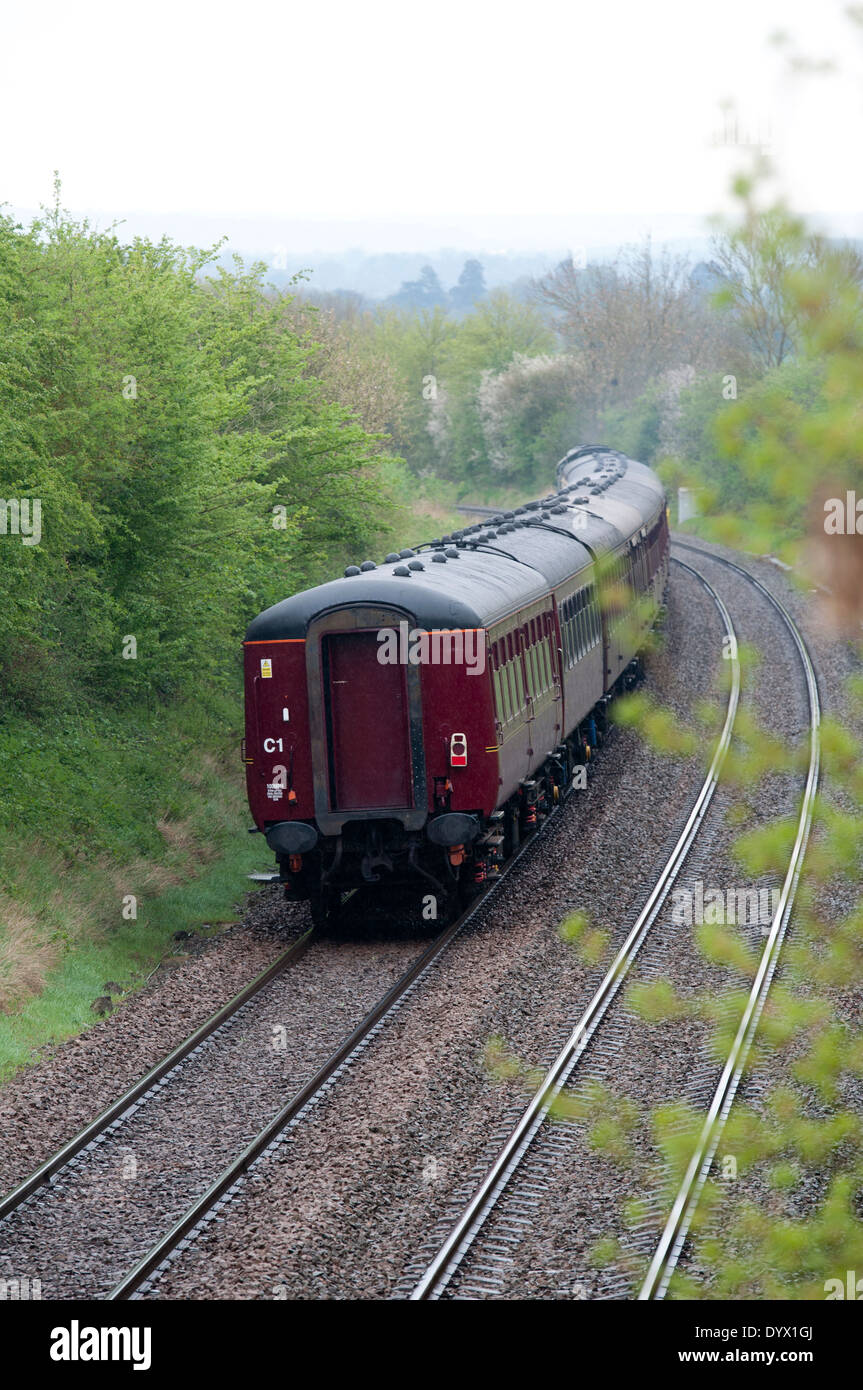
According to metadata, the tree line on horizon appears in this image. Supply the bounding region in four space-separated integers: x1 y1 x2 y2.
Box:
290 223 863 528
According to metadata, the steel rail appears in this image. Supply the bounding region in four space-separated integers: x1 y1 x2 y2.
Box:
638 540 821 1300
409 558 740 1299
0 928 316 1224
108 795 566 1299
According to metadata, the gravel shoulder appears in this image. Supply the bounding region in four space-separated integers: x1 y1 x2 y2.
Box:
0 894 308 1198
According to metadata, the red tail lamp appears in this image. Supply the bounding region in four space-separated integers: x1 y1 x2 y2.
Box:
450 732 467 767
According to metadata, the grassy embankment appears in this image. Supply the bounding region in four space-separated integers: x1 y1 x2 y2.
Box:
0 689 266 1078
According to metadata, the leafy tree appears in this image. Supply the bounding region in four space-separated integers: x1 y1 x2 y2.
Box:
477 353 582 490
534 240 732 436
429 291 555 488
388 263 447 310
449 258 487 313
0 196 403 711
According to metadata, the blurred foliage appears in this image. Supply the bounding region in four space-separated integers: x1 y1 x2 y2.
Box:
480 134 863 1296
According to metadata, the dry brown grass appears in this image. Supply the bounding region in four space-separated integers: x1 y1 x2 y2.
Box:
179 751 223 787
0 897 59 1012
156 815 198 854
104 855 181 899
98 812 218 913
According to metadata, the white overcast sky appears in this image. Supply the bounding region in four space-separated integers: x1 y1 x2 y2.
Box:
2 0 862 250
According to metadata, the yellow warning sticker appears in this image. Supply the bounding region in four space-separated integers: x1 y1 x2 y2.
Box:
260 658 273 678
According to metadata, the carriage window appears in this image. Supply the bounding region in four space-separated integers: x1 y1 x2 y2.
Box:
506 662 518 713
501 661 513 721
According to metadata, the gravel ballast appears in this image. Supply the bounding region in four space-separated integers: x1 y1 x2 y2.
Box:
5 540 849 1301
141 563 726 1300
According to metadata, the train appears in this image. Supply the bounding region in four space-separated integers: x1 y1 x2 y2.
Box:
242 446 670 925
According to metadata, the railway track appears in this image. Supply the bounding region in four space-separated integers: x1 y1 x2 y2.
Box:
0 929 316 1224
106 780 598 1300
3 544 814 1304
0 724 597 1300
638 542 820 1299
406 547 819 1300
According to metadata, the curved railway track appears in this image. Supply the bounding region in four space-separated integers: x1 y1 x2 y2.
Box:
0 746 594 1301
2 542 816 1304
407 546 819 1300
638 541 820 1300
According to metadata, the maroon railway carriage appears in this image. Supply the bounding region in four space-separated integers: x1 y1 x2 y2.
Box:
243 446 669 923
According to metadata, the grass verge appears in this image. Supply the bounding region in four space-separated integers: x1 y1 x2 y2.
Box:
0 691 265 1080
